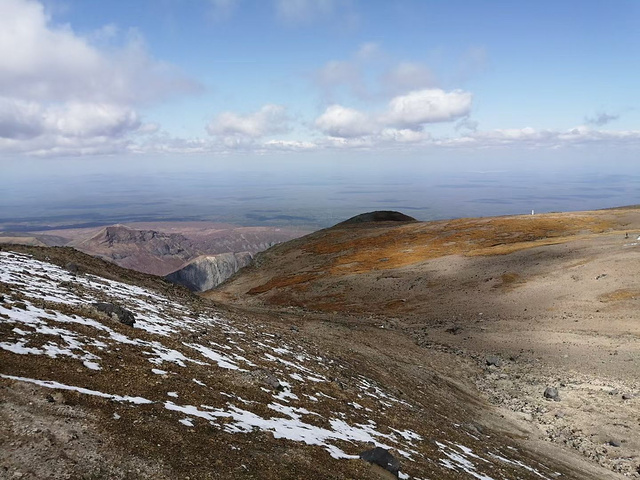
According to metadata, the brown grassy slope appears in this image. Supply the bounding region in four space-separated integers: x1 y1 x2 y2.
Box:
208 207 640 314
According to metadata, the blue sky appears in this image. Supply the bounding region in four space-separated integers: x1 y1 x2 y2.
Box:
0 0 638 159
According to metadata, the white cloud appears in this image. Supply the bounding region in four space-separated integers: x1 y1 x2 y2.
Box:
438 126 640 148
0 0 198 105
379 128 429 143
44 102 141 138
0 0 199 156
314 88 472 140
383 89 472 128
207 104 290 139
0 97 143 154
125 123 640 156
314 104 376 138
0 98 44 140
264 139 317 150
137 123 161 135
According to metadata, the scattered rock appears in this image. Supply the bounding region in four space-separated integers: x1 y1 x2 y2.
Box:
65 262 79 274
608 439 622 448
359 447 400 477
466 423 485 436
485 355 503 367
622 393 634 400
290 325 299 332
45 392 66 404
13 302 27 310
248 369 284 391
555 411 566 419
595 273 607 280
445 325 462 335
544 387 560 401
92 302 136 326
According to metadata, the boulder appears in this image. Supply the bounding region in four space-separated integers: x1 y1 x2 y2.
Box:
544 387 560 401
93 302 135 326
359 447 400 478
485 355 503 367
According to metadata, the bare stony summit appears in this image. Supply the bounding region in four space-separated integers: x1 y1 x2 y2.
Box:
339 211 417 225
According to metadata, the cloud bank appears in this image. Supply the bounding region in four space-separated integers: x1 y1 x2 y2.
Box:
315 88 472 141
0 0 199 155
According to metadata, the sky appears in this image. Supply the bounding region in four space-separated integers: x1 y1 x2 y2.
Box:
0 0 639 227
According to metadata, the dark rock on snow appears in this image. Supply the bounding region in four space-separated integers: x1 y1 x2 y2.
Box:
359 447 401 477
92 302 136 326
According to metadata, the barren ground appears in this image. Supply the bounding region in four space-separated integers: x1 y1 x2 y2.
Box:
209 207 640 477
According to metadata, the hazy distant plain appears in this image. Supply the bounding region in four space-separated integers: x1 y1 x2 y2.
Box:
2 153 639 231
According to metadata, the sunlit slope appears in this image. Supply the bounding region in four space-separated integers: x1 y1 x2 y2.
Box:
208 207 640 314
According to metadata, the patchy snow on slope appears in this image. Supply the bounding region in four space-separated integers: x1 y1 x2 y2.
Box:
0 374 153 404
0 251 563 479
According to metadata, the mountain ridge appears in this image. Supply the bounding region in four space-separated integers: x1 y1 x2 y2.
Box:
2 207 640 478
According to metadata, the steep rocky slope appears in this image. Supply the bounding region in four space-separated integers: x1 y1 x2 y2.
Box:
71 225 199 275
166 252 253 292
208 207 640 477
0 245 616 479
1 222 308 277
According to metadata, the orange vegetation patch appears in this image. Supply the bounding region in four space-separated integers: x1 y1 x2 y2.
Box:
599 289 640 302
247 273 318 295
301 213 616 275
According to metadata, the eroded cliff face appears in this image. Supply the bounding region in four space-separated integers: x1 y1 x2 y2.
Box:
165 252 253 292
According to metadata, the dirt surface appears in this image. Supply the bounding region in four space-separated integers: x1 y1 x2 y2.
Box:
4 244 619 480
209 207 640 477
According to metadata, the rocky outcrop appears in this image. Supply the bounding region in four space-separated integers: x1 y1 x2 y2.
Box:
165 252 253 292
